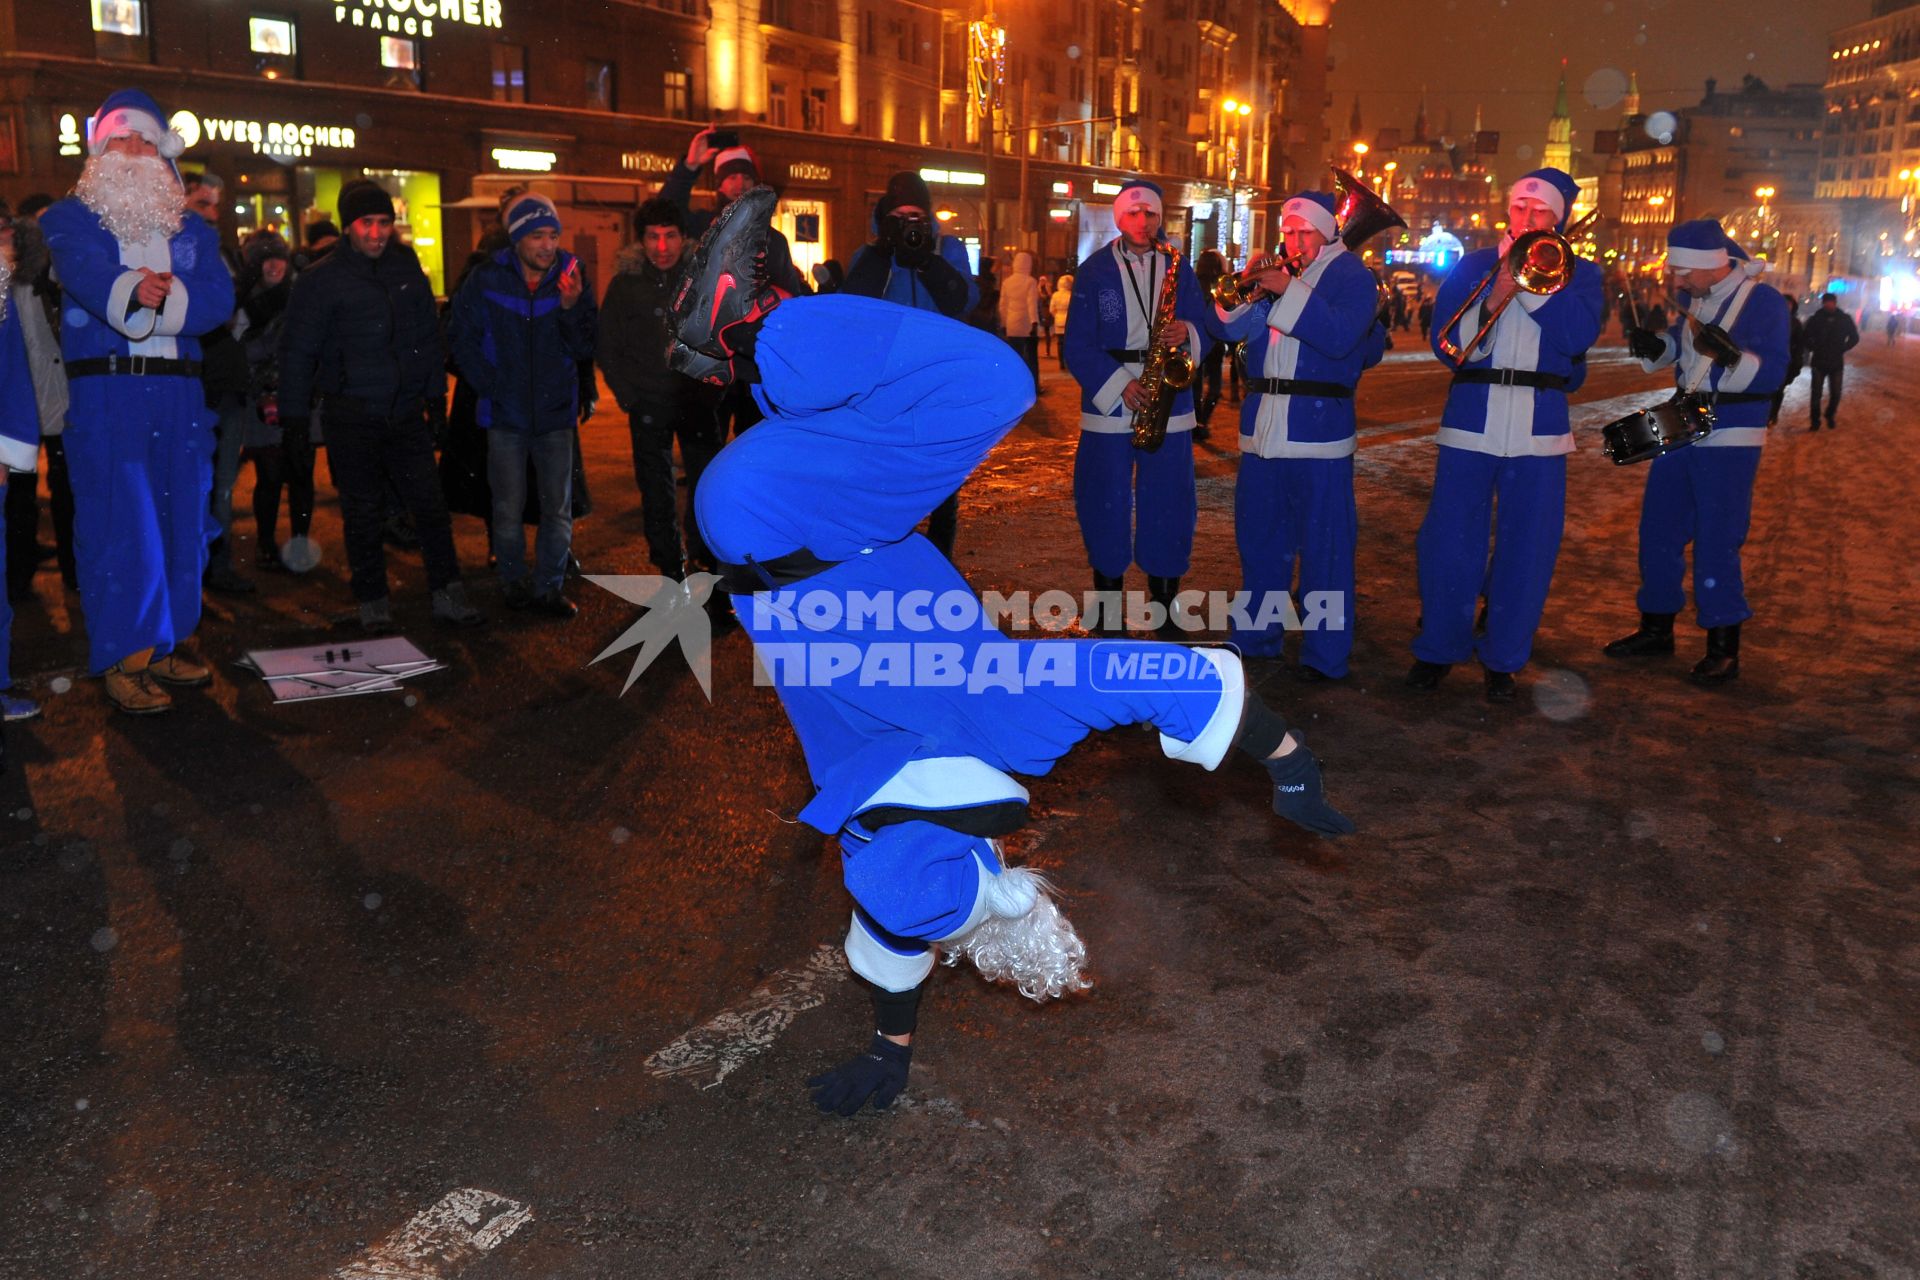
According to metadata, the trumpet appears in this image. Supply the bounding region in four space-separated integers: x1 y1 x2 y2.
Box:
1439 210 1598 363
1209 252 1302 309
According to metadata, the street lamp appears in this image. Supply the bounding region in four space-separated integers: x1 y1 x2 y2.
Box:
1351 140 1369 177
1221 95 1255 261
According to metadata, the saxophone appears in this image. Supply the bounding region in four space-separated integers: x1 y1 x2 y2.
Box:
1129 244 1197 451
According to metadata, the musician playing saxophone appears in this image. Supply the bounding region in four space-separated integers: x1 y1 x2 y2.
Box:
1407 168 1604 704
1064 180 1221 635
1213 191 1388 680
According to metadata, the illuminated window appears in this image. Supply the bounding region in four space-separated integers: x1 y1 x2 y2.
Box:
492 44 528 104
584 59 615 111
92 0 148 60
663 69 691 120
768 79 790 128
381 36 421 90
249 16 293 56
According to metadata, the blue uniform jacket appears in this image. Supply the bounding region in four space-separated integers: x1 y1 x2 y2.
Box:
1640 270 1790 445
1216 243 1386 458
844 236 979 316
1064 240 1218 435
40 200 233 371
1429 247 1604 456
449 248 599 435
0 301 41 473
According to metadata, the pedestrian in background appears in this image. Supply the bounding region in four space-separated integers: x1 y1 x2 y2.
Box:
1049 272 1073 370
187 171 257 596
232 230 312 571
278 179 482 633
450 194 598 618
999 249 1042 386
1803 292 1860 432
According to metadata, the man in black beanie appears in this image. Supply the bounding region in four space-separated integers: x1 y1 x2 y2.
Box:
278 178 483 631
839 169 983 560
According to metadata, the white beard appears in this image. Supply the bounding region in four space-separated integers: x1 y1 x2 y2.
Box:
0 255 11 326
941 865 1092 1002
75 152 184 246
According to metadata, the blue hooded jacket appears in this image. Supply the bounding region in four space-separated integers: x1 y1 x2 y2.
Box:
449 246 599 435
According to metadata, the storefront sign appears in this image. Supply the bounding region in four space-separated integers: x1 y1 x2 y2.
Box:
333 0 505 38
1091 180 1122 196
171 110 357 158
55 108 354 160
1051 180 1074 197
490 146 557 172
788 162 832 183
919 167 986 187
621 151 676 174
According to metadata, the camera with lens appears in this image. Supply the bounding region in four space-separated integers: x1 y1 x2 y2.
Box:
880 211 935 266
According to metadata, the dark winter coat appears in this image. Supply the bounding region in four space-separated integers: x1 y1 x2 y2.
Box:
448 247 598 436
278 240 446 423
596 242 687 410
1802 307 1860 371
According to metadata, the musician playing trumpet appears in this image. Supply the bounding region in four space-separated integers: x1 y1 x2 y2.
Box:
1407 168 1605 703
1064 180 1220 634
1213 191 1389 679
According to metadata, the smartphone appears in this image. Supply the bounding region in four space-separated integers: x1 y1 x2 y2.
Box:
708 128 740 151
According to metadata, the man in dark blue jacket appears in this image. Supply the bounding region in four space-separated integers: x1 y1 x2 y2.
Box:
450 195 598 618
279 179 482 633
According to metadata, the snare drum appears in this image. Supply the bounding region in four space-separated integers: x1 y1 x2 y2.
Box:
1601 394 1715 465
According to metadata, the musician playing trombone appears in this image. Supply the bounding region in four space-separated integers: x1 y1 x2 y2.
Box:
1407 168 1605 703
1604 220 1788 684
1213 190 1388 680
1064 180 1220 635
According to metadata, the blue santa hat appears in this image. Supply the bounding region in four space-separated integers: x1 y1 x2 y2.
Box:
505 193 562 243
88 89 185 163
1508 168 1580 230
1280 190 1339 241
1666 218 1736 271
1113 179 1164 222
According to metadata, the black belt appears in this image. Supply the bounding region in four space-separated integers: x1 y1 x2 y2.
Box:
67 355 202 379
714 548 842 594
1250 377 1354 399
1451 368 1568 390
1106 348 1150 362
1707 391 1774 405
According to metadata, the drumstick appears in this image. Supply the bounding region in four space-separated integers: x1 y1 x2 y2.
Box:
1623 289 1641 329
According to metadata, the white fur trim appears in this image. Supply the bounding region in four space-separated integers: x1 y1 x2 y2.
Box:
1515 288 1554 314
1281 198 1338 241
1717 349 1762 393
1114 186 1162 219
857 757 1030 817
1697 427 1766 448
1639 332 1677 373
1667 244 1729 270
1091 363 1134 415
106 269 157 341
1158 646 1245 771
91 106 166 154
845 912 936 992
152 278 190 337
1270 275 1311 333
1080 411 1195 435
1509 177 1566 222
0 436 39 473
713 145 756 174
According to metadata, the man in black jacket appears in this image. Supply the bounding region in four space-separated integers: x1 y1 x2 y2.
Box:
596 197 716 578
1802 293 1860 431
278 180 482 632
186 172 257 595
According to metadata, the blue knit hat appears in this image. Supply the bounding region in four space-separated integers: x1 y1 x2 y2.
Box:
505 194 561 243
1509 168 1580 230
88 88 185 183
1114 179 1164 221
1667 218 1736 270
1280 190 1339 240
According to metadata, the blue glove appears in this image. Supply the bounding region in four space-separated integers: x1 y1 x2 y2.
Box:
1265 742 1356 837
807 1033 911 1116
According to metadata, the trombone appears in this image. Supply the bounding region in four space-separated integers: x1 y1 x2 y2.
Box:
1439 210 1599 363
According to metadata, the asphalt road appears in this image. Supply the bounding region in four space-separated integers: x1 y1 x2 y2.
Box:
2 328 1916 1280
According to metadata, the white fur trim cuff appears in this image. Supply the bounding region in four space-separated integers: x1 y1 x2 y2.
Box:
0 436 40 474
845 912 935 992
1158 646 1246 771
1717 350 1762 393
107 270 157 341
153 278 190 337
1270 276 1311 333
1091 364 1134 415
858 757 1030 818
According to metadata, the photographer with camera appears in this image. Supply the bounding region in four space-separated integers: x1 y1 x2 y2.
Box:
840 171 980 558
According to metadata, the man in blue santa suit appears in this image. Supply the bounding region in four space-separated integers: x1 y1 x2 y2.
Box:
0 241 45 766
1063 179 1220 633
1214 190 1387 680
668 188 1355 1117
1407 168 1604 703
1606 219 1789 682
41 89 234 714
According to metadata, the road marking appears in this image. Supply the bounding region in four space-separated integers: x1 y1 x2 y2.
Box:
333 1188 532 1280
645 944 845 1090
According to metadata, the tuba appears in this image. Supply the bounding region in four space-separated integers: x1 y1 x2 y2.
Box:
1331 166 1408 252
1438 209 1598 362
1130 244 1196 451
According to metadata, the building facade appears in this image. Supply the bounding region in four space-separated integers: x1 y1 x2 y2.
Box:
0 0 1332 288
